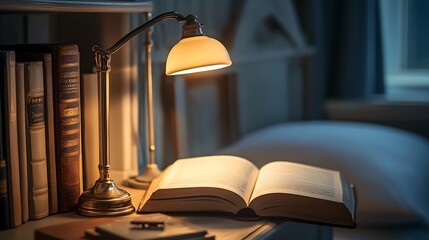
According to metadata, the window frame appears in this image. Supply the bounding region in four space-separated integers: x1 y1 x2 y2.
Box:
381 0 429 92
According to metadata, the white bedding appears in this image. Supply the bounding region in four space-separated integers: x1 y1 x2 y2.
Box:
219 121 429 226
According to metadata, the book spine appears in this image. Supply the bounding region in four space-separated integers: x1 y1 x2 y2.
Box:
6 51 22 227
54 46 81 213
25 61 49 220
0 52 10 230
0 158 9 229
82 73 99 190
43 54 58 214
16 62 29 223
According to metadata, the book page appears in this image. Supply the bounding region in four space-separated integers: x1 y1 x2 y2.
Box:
158 155 259 203
250 162 343 203
138 170 165 211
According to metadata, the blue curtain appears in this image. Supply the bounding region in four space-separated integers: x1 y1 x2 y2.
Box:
300 0 384 119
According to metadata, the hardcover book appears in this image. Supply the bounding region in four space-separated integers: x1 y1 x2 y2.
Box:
18 61 49 220
0 52 10 229
90 214 210 240
48 44 81 213
0 50 22 228
34 218 114 240
15 62 29 222
138 155 357 228
81 72 99 190
34 214 210 240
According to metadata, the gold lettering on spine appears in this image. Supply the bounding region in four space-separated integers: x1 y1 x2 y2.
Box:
62 99 79 103
61 78 79 90
62 151 80 158
63 139 79 148
62 117 80 126
63 107 79 117
59 71 79 79
28 95 45 126
63 129 80 135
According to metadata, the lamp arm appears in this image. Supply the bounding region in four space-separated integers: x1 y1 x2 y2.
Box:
93 11 186 55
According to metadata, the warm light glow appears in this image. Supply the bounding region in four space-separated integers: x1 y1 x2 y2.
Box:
166 36 232 76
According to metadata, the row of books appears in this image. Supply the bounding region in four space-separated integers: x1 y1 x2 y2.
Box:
0 44 81 229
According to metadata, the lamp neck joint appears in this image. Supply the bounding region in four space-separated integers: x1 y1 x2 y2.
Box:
93 45 111 72
181 14 205 39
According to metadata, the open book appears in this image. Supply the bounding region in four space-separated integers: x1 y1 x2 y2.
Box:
137 155 356 228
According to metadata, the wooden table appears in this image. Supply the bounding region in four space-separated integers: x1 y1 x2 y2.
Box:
0 184 332 240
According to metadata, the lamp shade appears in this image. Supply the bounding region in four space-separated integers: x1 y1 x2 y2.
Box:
165 35 232 76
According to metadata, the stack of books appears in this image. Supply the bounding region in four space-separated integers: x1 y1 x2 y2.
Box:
34 213 223 240
0 44 81 229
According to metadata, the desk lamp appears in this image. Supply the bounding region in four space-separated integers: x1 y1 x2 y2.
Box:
76 11 231 216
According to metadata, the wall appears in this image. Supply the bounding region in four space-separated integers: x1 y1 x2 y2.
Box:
325 99 429 139
149 0 312 166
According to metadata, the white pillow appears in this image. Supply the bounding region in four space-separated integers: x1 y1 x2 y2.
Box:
219 121 429 226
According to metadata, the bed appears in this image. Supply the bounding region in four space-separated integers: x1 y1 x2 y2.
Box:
219 120 429 239
164 72 429 239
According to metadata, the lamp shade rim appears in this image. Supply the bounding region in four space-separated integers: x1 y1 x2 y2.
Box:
166 62 231 76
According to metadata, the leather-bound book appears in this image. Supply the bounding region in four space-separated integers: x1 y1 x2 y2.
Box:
52 45 81 213
21 61 49 220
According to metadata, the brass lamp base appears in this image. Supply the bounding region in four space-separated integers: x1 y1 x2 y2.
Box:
127 163 161 189
76 178 135 217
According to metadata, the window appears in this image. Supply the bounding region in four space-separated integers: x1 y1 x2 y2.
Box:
381 0 429 100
